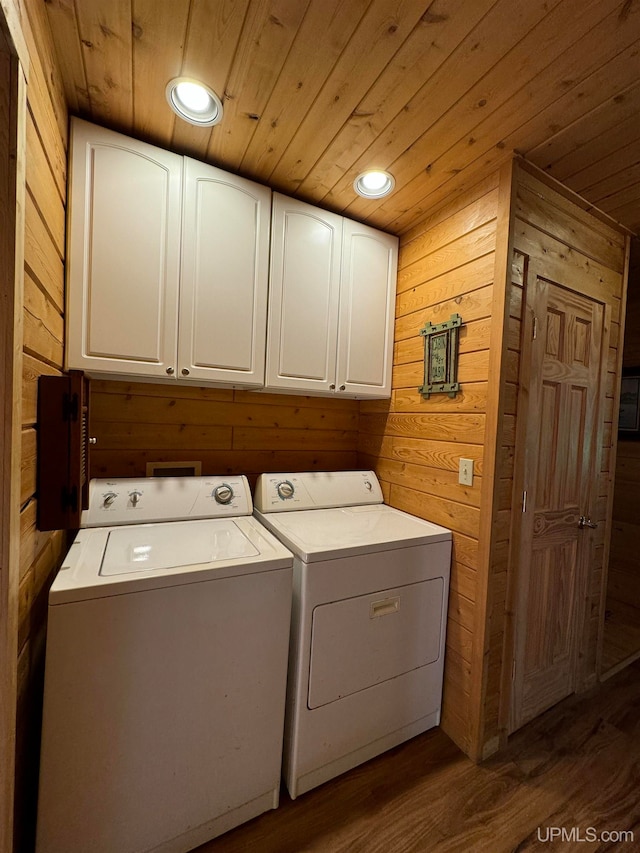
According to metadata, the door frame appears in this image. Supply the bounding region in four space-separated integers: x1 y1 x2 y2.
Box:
595 238 632 680
499 225 630 742
508 265 606 733
0 5 27 851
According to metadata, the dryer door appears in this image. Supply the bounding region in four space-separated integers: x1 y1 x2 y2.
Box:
307 577 444 709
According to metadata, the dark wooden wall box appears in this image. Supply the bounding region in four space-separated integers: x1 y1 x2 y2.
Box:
37 371 90 531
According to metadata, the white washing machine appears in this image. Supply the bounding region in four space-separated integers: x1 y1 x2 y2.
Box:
36 476 293 853
253 470 452 799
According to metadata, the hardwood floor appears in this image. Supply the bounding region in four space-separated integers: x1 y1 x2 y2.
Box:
196 661 640 852
602 601 640 677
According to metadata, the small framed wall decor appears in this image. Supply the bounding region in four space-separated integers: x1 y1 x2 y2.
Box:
618 371 640 437
418 313 462 399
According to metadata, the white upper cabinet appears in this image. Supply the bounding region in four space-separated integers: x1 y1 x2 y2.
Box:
66 120 270 388
66 119 182 378
336 219 397 397
266 194 398 399
66 121 397 397
266 194 343 394
178 158 271 386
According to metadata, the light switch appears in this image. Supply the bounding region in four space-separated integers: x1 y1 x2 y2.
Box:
459 458 473 486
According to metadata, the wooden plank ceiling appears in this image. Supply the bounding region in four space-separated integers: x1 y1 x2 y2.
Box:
44 0 640 236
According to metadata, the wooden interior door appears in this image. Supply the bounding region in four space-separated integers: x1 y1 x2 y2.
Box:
511 265 604 733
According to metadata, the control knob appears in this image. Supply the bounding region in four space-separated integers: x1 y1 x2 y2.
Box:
129 490 142 507
276 480 295 500
103 492 117 508
213 483 234 505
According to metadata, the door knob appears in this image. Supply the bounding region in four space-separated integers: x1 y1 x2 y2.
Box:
578 516 598 529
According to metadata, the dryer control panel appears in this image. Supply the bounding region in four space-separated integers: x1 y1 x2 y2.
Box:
254 470 383 512
82 476 253 527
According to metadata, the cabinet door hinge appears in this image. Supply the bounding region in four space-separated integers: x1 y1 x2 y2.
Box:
532 316 538 340
62 392 79 422
61 484 78 513
522 490 527 512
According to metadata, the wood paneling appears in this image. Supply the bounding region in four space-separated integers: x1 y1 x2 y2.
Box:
5 2 69 850
603 241 640 675
41 0 640 237
357 173 501 756
0 20 24 852
90 380 360 484
25 109 64 256
478 263 524 754
21 354 60 427
74 0 133 132
22 269 63 367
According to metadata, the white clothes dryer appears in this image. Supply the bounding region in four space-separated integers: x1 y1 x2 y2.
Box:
36 476 293 853
253 470 452 799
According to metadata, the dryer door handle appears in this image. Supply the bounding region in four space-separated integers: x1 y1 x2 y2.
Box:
370 597 400 619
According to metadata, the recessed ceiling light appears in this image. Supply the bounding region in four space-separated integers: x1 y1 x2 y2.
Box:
353 170 395 199
165 77 223 127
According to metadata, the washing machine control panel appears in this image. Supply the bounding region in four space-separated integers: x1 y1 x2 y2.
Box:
82 476 253 527
254 470 384 512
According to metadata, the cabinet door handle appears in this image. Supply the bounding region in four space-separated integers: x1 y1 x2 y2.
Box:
339 384 346 391
329 383 335 390
181 368 190 376
166 367 174 375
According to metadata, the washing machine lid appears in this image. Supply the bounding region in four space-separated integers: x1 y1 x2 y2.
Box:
50 516 293 604
100 519 259 576
255 504 451 562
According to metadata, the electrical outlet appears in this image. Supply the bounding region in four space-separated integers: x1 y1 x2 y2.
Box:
459 458 473 486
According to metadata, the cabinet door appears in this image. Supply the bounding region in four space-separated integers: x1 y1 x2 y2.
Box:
266 194 342 393
178 159 271 386
66 119 182 378
336 220 397 398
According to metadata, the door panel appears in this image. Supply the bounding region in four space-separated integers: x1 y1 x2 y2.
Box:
512 267 604 732
178 158 271 386
266 194 342 392
66 119 182 377
524 541 577 673
336 220 397 397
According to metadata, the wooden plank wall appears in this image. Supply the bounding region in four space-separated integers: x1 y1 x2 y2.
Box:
89 381 359 486
479 251 523 755
0 23 22 853
605 241 640 672
490 162 628 751
357 173 501 756
11 1 68 849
